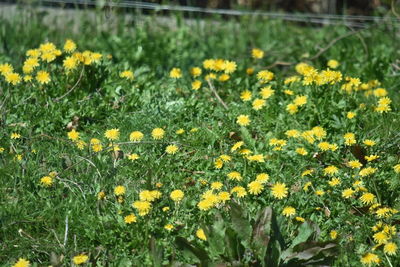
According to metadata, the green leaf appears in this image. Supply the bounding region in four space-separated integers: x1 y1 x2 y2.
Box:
149 236 163 267
175 236 210 266
290 222 315 249
203 218 226 258
251 206 273 261
282 241 337 265
229 202 252 246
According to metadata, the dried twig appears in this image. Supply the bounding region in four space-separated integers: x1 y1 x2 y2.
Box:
54 66 85 102
76 155 102 179
63 215 68 247
392 0 400 19
265 61 293 69
206 78 228 110
308 29 362 60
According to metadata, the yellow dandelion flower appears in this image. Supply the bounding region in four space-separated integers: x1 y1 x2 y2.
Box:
114 185 126 196
190 67 202 77
5 72 21 85
132 201 151 216
63 56 78 71
256 173 269 183
127 153 140 161
247 154 265 162
214 158 223 169
283 89 294 95
129 131 144 142
64 39 77 53
271 182 288 199
120 70 134 80
164 224 174 231
104 128 120 141
348 160 362 169
260 86 275 99
223 60 237 74
246 67 254 75
192 80 202 90
303 182 312 192
0 63 13 75
344 133 356 145
360 252 380 265
252 98 266 110
365 155 380 162
285 129 300 138
162 207 170 212
342 188 355 199
218 191 231 202
359 167 377 177
330 230 338 240
393 164 400 173
170 190 184 202
236 115 250 126
176 128 185 135
324 165 339 176
124 214 137 224
67 129 79 141
231 186 247 198
384 242 397 256
231 141 244 152
240 90 252 101
286 103 298 114
12 258 30 267
11 133 21 139
282 206 296 217
248 181 264 195
360 192 375 205
312 126 326 140
97 191 106 200
257 70 274 82
36 70 51 84
218 73 230 81
252 48 264 59
347 112 356 119
363 139 376 146
227 171 242 181
211 182 223 190
196 228 207 241
293 95 307 106
151 128 165 140
169 68 182 78
296 147 308 156
328 177 341 187
40 176 53 187
73 254 89 265
165 144 179 154
327 59 339 69
301 169 314 177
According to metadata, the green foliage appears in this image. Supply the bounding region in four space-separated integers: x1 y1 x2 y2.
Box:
175 204 337 266
1 4 400 267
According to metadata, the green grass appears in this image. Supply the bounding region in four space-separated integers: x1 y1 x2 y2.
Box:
1 5 400 266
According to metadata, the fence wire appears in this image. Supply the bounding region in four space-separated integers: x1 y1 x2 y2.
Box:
6 0 400 28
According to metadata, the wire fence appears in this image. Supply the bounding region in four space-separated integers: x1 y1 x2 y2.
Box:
4 0 400 28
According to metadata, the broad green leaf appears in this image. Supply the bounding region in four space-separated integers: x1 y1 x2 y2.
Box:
229 202 252 245
175 236 210 266
251 206 273 261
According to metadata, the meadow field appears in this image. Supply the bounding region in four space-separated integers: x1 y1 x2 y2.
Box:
1 4 400 266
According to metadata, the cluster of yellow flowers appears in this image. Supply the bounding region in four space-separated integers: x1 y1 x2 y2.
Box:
0 40 105 88
5 44 399 266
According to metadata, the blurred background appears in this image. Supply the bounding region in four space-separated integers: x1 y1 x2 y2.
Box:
153 0 393 15
0 0 398 15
